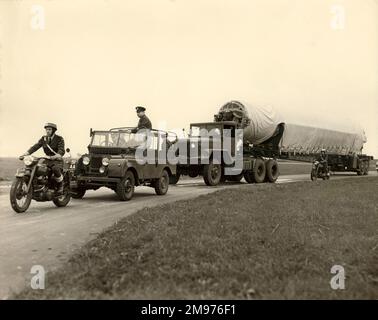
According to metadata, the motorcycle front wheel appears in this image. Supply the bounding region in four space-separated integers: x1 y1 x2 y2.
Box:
10 178 33 213
310 169 318 181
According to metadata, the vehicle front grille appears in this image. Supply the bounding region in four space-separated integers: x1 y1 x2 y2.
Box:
89 156 103 171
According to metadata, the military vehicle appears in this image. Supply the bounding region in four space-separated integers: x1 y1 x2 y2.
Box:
71 127 177 201
171 101 285 186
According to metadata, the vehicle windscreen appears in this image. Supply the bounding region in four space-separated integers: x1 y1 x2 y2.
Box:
91 131 146 148
190 125 222 137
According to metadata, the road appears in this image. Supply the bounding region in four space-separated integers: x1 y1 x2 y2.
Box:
0 171 376 299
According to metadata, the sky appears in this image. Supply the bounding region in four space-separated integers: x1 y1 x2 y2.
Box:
0 0 377 157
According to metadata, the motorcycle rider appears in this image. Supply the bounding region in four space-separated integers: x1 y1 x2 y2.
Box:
20 123 65 194
316 148 329 176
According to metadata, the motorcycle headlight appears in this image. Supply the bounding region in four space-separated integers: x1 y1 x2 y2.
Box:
102 157 110 166
23 156 34 166
99 166 106 174
82 156 90 165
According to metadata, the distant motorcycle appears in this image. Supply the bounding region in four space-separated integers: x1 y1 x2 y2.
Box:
9 150 74 213
310 160 330 181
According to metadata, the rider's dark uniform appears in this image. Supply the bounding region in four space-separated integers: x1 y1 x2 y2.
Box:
316 153 328 174
28 135 65 177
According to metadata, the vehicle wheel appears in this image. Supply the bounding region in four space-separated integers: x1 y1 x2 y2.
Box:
363 163 369 175
310 169 318 181
155 169 169 195
265 159 279 183
203 161 222 186
53 188 71 207
116 171 135 201
253 158 266 183
226 173 243 182
71 187 86 199
169 172 181 185
244 170 255 183
10 178 33 213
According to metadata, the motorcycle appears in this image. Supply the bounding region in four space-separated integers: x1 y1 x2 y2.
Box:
9 149 74 213
310 160 330 181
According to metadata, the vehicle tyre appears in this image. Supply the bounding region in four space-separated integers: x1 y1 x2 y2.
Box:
116 171 135 201
253 158 266 183
53 188 71 207
10 178 33 213
71 187 86 199
169 172 180 185
155 169 169 195
203 160 222 186
310 168 318 181
265 159 279 183
363 163 369 175
244 170 255 183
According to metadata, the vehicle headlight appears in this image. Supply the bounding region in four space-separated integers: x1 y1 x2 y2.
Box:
82 156 90 165
102 157 110 166
23 156 34 166
99 166 106 174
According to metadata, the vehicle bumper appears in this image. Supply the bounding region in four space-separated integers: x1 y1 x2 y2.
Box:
75 176 121 187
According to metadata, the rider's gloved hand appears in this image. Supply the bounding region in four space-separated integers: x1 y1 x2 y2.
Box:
19 152 29 160
50 154 62 160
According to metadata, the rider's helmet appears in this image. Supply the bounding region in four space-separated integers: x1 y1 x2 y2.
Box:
44 122 57 132
321 148 326 154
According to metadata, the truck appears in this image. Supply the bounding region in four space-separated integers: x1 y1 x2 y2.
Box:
171 101 285 186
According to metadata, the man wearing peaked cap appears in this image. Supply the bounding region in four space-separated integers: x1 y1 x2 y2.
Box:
132 106 152 133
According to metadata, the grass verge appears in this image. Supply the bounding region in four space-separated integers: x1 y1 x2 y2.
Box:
16 177 378 299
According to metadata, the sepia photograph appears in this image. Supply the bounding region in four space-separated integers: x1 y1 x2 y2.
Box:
0 0 377 312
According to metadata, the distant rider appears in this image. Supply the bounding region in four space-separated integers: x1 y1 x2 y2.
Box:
316 148 329 176
20 123 65 194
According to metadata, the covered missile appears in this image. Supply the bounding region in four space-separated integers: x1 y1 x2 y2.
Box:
214 100 367 154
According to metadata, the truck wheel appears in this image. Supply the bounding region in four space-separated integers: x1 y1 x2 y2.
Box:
226 173 243 182
203 161 222 186
155 169 169 195
253 158 266 183
244 171 255 183
364 162 369 175
265 159 279 183
116 171 135 201
169 172 181 185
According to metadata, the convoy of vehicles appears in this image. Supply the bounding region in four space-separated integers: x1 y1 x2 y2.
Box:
9 101 375 213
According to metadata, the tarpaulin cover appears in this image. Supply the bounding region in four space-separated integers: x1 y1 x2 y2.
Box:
217 101 367 153
280 123 367 154
217 101 284 145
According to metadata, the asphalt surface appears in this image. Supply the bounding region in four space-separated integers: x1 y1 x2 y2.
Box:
0 171 376 299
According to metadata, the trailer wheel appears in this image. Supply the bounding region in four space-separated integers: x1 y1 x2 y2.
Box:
265 159 279 183
253 158 266 183
203 161 222 186
243 171 254 184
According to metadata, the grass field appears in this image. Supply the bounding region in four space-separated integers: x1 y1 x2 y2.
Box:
16 176 378 299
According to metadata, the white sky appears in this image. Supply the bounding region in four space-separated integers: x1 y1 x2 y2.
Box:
0 0 377 157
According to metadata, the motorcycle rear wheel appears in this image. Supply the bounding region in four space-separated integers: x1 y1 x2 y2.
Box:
10 178 33 213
